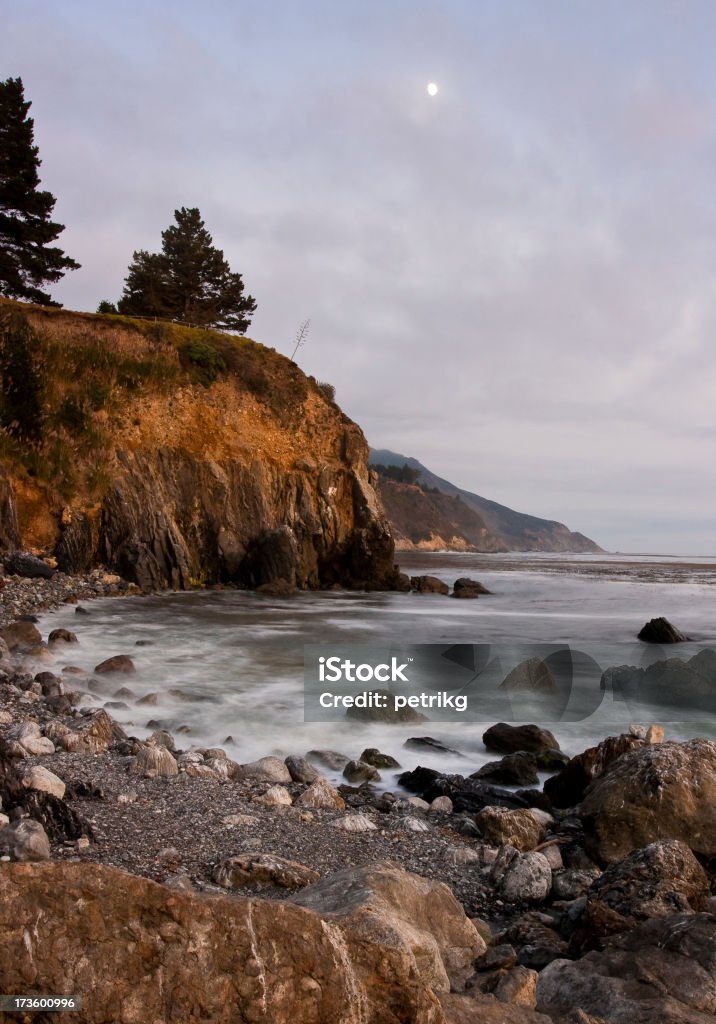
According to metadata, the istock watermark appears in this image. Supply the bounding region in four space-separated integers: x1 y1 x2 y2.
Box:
303 642 716 723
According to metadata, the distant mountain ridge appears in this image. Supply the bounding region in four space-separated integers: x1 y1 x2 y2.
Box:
370 449 602 553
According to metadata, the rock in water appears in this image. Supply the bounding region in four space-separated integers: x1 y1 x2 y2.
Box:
360 748 401 769
452 577 491 598
637 616 689 642
342 760 380 783
410 574 449 594
483 723 560 755
472 752 539 787
94 655 136 674
284 755 319 784
580 738 716 862
499 657 556 693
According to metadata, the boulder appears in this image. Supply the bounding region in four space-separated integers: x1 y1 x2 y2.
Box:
5 722 55 757
295 778 345 810
537 913 716 1024
20 766 66 800
475 807 545 852
360 747 401 769
35 671 65 698
237 756 292 784
404 736 463 755
212 853 319 890
293 861 485 992
429 796 454 814
129 745 178 777
575 840 709 950
256 785 292 807
410 575 449 595
499 658 556 694
452 577 491 598
472 752 539 787
3 551 53 579
0 861 452 1022
94 654 136 674
544 733 644 808
306 749 350 771
48 628 78 645
496 912 569 971
0 620 42 650
44 709 120 754
579 739 716 862
483 723 560 755
0 819 51 861
637 617 689 643
284 754 319 784
496 850 552 903
330 813 377 833
342 759 380 783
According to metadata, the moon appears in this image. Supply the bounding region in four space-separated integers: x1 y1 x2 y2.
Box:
427 82 438 97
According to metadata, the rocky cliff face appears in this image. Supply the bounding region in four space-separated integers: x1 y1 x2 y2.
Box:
378 479 507 552
0 302 398 590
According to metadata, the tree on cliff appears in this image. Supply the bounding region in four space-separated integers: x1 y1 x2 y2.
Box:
117 207 257 332
0 77 80 304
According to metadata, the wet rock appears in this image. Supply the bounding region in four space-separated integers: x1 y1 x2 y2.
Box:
360 747 401 769
129 745 178 778
293 860 486 991
472 752 540 787
295 778 345 810
498 851 552 903
535 748 570 771
306 749 350 771
579 739 716 862
404 736 463 755
20 766 66 800
48 628 78 645
0 621 42 650
544 733 644 809
637 616 689 643
499 658 556 694
452 780 533 815
0 819 51 861
537 913 716 1024
3 551 54 579
342 759 380 783
483 723 560 755
237 756 292 784
345 690 427 723
213 852 319 890
452 577 491 598
35 671 64 698
475 807 546 852
94 655 136 674
284 754 319 784
410 574 449 594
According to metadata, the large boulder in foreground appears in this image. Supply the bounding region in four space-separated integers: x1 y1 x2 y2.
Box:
580 739 716 863
292 861 485 992
0 861 476 1023
537 913 716 1023
544 733 645 808
483 723 560 755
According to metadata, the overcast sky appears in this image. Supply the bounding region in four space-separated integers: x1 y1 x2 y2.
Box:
4 1 716 554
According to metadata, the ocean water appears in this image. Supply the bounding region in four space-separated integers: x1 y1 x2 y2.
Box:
34 551 716 785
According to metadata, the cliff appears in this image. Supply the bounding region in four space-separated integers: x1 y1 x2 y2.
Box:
0 300 398 590
371 449 603 554
378 480 507 552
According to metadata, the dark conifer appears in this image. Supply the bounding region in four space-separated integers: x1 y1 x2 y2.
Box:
0 77 79 304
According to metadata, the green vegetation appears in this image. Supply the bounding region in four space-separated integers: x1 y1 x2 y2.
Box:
117 207 256 333
0 77 79 304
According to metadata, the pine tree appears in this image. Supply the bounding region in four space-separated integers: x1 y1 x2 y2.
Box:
117 207 257 332
0 77 79 304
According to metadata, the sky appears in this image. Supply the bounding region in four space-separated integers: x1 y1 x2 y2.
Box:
3 0 716 554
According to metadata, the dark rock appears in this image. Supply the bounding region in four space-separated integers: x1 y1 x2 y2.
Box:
94 655 135 675
544 733 644 809
0 621 42 650
472 752 539 787
75 606 89 615
34 672 64 698
537 913 716 1024
535 749 570 771
473 944 518 972
3 551 54 579
579 739 716 863
48 628 78 645
483 723 560 755
452 577 491 598
395 572 411 592
403 736 463 756
342 760 380 784
499 658 556 694
498 913 569 970
410 574 449 595
637 616 689 643
284 755 319 784
452 779 532 814
360 748 401 769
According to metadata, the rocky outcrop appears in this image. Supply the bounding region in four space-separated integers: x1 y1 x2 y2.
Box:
579 739 716 863
537 913 716 1023
0 860 481 1024
545 733 645 808
0 303 398 591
